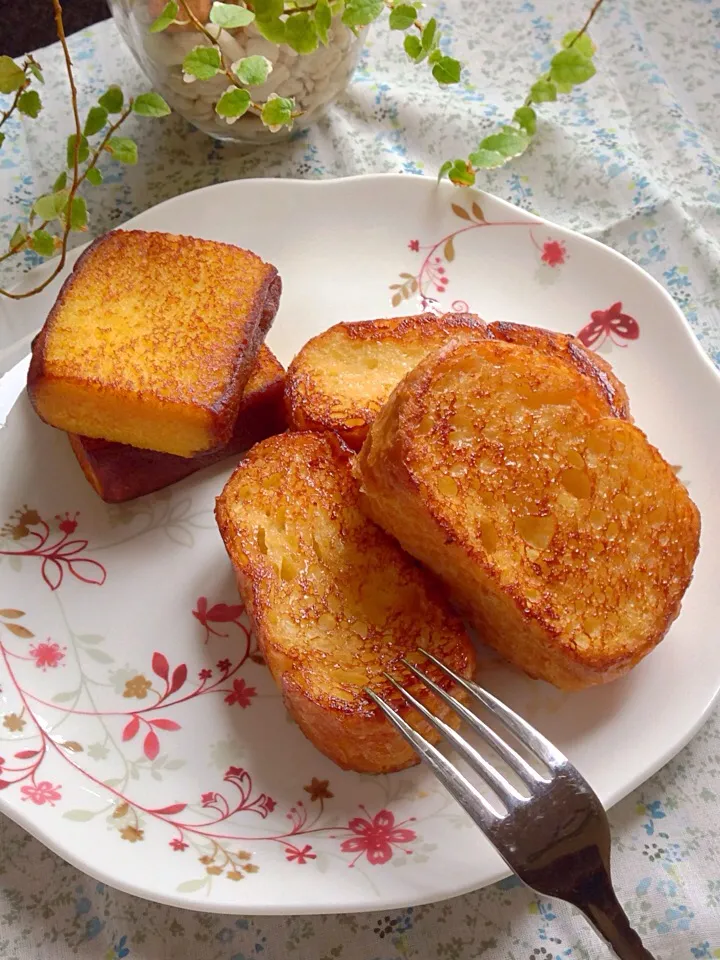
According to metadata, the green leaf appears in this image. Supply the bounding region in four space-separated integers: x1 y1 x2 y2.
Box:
33 190 69 221
253 0 283 18
469 127 529 169
467 147 506 169
437 159 453 182
133 92 171 117
432 56 461 85
53 171 67 191
421 17 437 52
389 4 417 30
0 132 4 149
29 62 44 84
63 809 96 822
85 167 103 186
30 228 55 257
183 46 222 80
315 0 331 45
209 1 255 28
70 196 88 231
256 17 286 42
428 48 442 64
513 105 536 136
285 12 319 54
446 159 475 186
84 105 108 136
149 0 179 32
261 94 294 130
550 48 596 86
108 136 138 165
232 55 272 86
99 85 124 113
562 30 595 59
404 34 422 60
9 223 27 251
0 56 26 94
476 125 528 157
342 0 383 28
66 133 89 168
529 78 557 102
215 87 251 119
17 90 42 118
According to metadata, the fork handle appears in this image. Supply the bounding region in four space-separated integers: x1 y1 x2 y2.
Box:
577 881 657 960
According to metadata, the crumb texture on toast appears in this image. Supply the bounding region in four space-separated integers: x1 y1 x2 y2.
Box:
284 312 487 449
69 347 286 502
215 431 476 773
27 229 281 457
356 338 700 690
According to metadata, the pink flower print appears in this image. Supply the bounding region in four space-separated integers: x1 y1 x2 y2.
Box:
169 838 188 851
286 844 316 864
408 239 420 252
21 781 62 806
30 640 65 670
541 239 566 267
340 807 416 866
224 677 257 708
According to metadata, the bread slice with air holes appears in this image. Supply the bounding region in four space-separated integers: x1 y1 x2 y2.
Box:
27 229 281 457
284 313 632 452
215 430 476 773
355 338 700 690
284 312 487 449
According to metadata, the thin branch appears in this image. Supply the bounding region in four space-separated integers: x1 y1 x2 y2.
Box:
570 0 605 44
0 0 80 299
77 101 134 188
0 76 30 132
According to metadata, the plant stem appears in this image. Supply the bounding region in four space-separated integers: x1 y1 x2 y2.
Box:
0 1 82 300
78 102 134 188
0 75 30 133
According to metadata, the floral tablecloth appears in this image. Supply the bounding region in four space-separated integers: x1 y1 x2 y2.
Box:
1 1 719 957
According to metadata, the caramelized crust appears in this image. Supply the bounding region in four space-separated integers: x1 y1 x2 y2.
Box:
215 431 476 773
284 312 487 449
355 339 700 690
69 347 286 502
487 321 630 419
28 229 281 457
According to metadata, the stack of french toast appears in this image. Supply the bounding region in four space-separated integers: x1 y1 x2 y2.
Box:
28 229 701 775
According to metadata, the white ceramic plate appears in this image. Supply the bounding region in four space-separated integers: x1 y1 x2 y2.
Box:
0 175 719 916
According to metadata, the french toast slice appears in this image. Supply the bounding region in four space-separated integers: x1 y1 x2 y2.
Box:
68 347 286 503
487 321 630 419
215 431 476 773
284 312 487 449
28 229 281 457
355 339 700 690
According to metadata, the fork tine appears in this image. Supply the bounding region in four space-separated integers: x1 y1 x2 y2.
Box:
364 687 499 831
382 671 526 809
402 658 547 787
419 648 567 770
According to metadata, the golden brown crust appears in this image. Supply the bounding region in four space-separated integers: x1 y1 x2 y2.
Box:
355 339 700 690
487 321 631 420
68 347 286 503
215 431 476 773
284 312 488 449
27 229 281 457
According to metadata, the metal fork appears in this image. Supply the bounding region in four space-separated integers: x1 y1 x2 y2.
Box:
365 649 656 960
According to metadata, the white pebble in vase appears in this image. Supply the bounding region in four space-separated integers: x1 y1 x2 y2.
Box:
109 0 369 143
